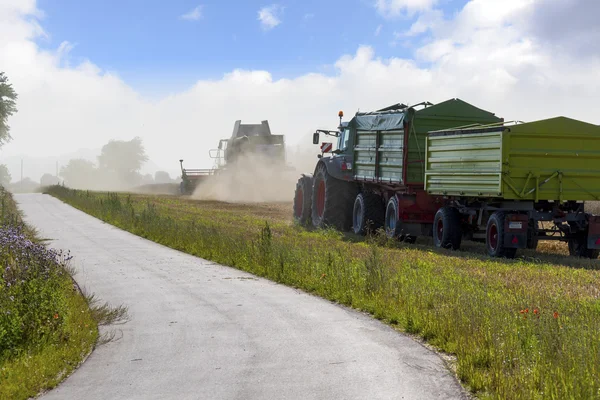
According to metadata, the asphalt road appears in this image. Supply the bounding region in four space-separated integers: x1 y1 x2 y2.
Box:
16 194 467 400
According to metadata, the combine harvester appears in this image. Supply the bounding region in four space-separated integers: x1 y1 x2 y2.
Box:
179 119 289 195
293 98 600 259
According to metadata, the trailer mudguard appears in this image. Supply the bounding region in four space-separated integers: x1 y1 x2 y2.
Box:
503 214 529 249
587 216 600 249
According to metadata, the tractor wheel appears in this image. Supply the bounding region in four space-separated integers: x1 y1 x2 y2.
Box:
179 182 185 195
433 207 462 250
293 175 313 226
486 212 517 258
352 192 385 235
384 196 401 239
311 163 356 230
568 235 600 259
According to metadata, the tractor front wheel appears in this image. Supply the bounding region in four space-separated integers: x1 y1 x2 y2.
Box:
293 175 313 226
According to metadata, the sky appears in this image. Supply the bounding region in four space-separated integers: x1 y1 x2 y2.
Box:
1 0 600 182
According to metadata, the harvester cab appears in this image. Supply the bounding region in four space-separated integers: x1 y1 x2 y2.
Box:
209 120 287 169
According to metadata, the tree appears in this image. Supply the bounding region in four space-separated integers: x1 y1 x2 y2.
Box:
97 137 148 186
40 173 60 187
0 72 18 148
154 171 172 184
0 164 11 187
60 159 97 189
141 173 154 185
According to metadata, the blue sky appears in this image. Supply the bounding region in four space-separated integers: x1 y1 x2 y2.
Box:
36 0 466 94
4 0 599 182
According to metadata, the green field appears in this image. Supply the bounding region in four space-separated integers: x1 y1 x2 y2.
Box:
47 186 600 400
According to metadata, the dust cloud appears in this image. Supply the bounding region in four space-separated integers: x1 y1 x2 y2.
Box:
191 142 319 203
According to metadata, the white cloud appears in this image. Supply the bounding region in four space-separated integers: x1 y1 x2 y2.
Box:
1 0 600 187
258 5 283 30
375 24 383 36
180 5 203 21
404 9 443 36
375 0 436 17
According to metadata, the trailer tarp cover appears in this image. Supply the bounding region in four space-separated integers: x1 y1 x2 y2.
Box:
352 113 405 131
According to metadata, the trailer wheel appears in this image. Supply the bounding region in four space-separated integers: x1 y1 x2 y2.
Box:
568 236 600 259
486 212 517 258
384 196 401 239
527 220 539 250
352 192 385 235
311 164 355 230
433 207 462 250
293 175 313 226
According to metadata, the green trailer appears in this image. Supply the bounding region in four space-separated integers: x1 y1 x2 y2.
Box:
425 117 600 258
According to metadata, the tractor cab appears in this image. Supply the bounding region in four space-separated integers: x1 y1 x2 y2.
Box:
312 111 351 159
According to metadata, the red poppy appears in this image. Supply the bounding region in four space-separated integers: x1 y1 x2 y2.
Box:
553 311 559 319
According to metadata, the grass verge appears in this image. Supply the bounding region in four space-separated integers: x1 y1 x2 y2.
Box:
0 188 126 400
47 186 600 400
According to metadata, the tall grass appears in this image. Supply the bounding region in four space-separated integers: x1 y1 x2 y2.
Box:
48 186 600 400
0 187 122 400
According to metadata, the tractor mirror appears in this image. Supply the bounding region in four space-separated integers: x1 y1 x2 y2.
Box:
312 132 319 145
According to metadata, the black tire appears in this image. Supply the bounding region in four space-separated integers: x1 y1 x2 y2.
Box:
404 235 417 244
352 192 385 235
527 220 539 250
384 196 401 239
311 163 356 230
293 175 313 226
568 235 600 259
486 212 517 258
433 207 462 250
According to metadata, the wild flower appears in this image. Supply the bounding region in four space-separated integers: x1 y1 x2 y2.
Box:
1 223 72 357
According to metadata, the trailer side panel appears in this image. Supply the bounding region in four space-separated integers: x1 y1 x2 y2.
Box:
425 131 503 197
502 117 600 201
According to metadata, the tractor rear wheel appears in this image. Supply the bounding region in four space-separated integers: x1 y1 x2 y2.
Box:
352 192 385 235
311 163 356 230
433 207 462 250
293 175 313 226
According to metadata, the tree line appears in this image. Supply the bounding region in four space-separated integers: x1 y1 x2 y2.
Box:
0 71 175 191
